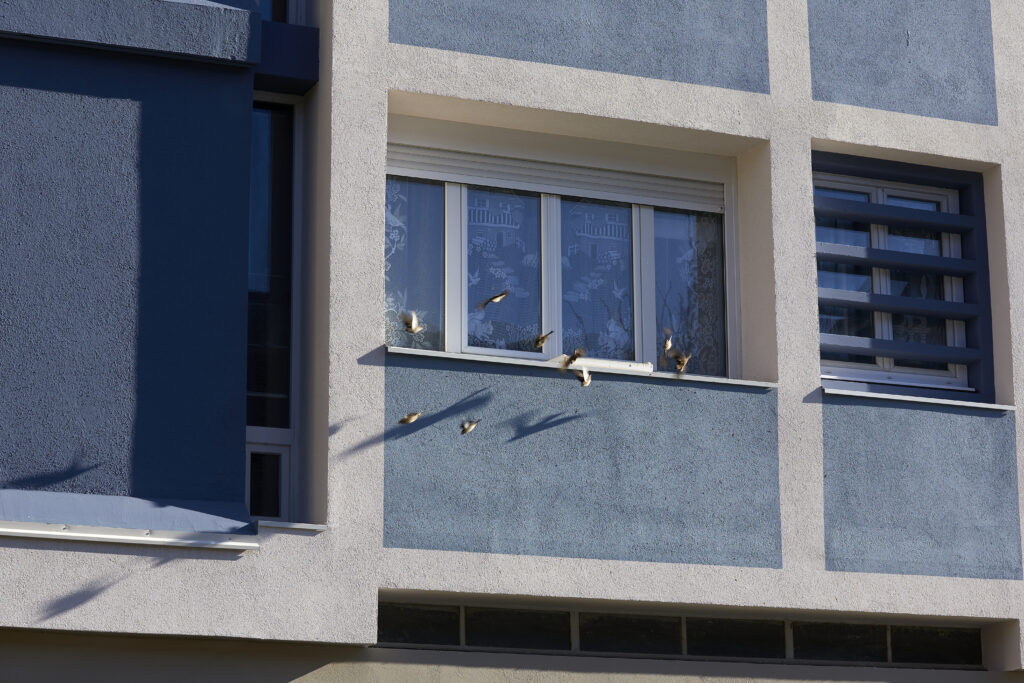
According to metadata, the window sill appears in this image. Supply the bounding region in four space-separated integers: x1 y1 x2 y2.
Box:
386 346 777 390
822 387 1014 412
0 520 258 550
258 520 327 533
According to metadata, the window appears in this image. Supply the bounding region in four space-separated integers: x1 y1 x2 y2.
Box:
813 152 994 402
247 100 297 519
384 144 734 377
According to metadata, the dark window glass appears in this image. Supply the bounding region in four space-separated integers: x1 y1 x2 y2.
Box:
686 618 785 659
259 0 288 22
792 622 887 662
464 607 570 650
248 105 293 428
378 603 460 646
249 452 281 517
891 626 982 666
579 613 682 655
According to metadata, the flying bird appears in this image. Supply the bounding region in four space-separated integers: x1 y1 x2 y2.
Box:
398 412 423 424
574 367 592 387
666 347 692 374
460 419 480 435
400 311 425 334
477 289 509 310
560 347 586 371
663 328 673 353
534 330 554 349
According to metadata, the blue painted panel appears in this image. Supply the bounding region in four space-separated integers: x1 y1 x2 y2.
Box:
807 0 997 125
382 354 781 567
823 396 1021 579
389 0 769 94
0 39 249 507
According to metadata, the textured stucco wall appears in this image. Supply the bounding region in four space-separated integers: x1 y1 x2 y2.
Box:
388 0 769 94
823 396 1021 579
0 39 250 506
807 0 998 124
383 354 781 568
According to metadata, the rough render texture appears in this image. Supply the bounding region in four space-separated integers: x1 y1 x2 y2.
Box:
388 0 770 94
807 0 998 124
383 355 781 567
823 396 1021 579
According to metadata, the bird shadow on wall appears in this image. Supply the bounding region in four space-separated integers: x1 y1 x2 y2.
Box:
0 447 99 490
339 388 494 457
504 410 586 443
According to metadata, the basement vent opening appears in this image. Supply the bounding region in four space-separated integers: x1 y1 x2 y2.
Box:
376 602 984 669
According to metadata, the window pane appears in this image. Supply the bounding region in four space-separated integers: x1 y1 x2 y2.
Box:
248 105 292 429
815 218 870 247
464 607 571 650
890 270 944 300
792 622 887 662
249 451 281 518
817 261 872 292
654 209 725 376
385 176 445 351
886 196 940 212
561 198 634 360
893 313 949 370
686 618 786 659
814 187 870 203
378 603 461 646
887 226 941 256
819 305 875 365
466 187 542 352
579 613 682 655
891 626 982 666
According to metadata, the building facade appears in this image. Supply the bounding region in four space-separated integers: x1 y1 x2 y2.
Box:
3 0 1024 680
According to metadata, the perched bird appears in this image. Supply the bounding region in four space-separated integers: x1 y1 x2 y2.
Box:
560 347 586 371
399 311 425 334
534 330 554 349
667 347 692 374
477 289 509 310
398 412 423 424
460 419 480 435
574 367 592 387
663 328 673 353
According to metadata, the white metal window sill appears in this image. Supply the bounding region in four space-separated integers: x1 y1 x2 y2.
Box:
822 387 1015 412
386 346 777 390
0 520 259 550
258 520 327 533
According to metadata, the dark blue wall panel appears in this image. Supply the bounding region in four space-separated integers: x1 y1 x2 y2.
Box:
823 396 1021 579
808 0 997 125
0 39 250 508
389 0 769 94
382 354 781 567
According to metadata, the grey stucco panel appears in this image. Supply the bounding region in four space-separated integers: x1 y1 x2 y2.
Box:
389 0 769 94
807 0 997 125
823 396 1021 579
383 355 781 568
0 0 259 63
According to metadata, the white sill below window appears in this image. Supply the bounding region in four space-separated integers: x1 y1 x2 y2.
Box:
0 520 259 550
385 346 777 390
821 386 1014 412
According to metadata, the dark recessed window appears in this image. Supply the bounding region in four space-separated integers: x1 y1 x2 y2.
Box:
891 626 982 666
464 607 570 651
378 603 460 646
259 0 288 22
248 451 281 518
579 613 682 655
686 618 786 659
792 622 887 662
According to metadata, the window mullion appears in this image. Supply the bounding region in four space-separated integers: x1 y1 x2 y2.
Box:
542 194 563 359
443 182 465 353
637 205 656 366
631 204 645 363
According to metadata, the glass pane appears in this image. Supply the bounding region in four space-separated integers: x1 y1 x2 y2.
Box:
893 313 949 370
248 105 292 429
464 607 571 650
886 196 940 212
378 603 461 646
686 618 786 659
817 261 871 292
249 451 281 518
579 613 682 655
385 176 445 351
814 187 870 203
815 218 870 247
466 187 542 352
792 622 887 662
887 226 941 255
653 209 725 376
819 305 875 365
891 627 982 666
890 270 944 300
561 198 634 360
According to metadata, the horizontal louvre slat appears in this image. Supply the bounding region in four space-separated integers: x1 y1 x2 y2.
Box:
820 334 980 364
818 288 979 319
816 243 978 276
815 197 978 234
387 144 725 213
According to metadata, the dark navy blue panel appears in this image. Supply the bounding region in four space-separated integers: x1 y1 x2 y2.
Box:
807 0 997 125
0 491 253 534
0 0 259 63
0 39 249 507
382 354 781 567
823 396 1021 579
389 0 769 94
254 20 319 95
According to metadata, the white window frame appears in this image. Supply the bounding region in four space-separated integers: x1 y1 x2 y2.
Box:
815 172 969 391
247 92 305 520
388 145 741 379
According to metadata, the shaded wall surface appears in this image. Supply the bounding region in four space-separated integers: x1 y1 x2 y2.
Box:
383 354 781 567
823 396 1021 579
0 38 251 523
389 0 770 94
807 0 997 124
